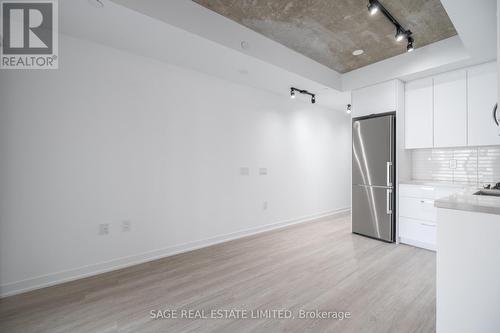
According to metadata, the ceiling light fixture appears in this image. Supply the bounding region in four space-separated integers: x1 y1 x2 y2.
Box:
290 87 316 104
368 1 414 51
368 1 379 15
347 104 352 114
87 0 104 8
352 49 364 56
395 28 405 42
407 37 414 52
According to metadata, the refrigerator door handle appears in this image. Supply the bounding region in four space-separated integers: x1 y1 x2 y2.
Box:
493 103 499 126
386 189 393 215
386 161 393 187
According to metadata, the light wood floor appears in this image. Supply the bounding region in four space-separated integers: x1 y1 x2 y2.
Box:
0 215 436 333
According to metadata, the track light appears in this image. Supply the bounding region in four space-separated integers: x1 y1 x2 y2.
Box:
290 87 316 104
395 28 405 42
87 0 104 8
407 37 414 52
368 1 414 52
347 104 352 114
368 1 379 15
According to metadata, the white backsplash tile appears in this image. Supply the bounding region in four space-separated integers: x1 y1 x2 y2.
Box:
478 147 500 184
453 148 478 184
412 146 500 186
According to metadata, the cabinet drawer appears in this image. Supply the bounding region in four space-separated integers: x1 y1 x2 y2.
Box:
399 217 436 250
399 196 436 221
399 184 435 199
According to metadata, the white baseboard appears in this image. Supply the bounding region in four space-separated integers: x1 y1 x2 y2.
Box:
399 237 436 252
0 207 350 298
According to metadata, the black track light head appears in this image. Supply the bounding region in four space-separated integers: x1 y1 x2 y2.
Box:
290 88 295 99
311 95 316 104
395 28 405 42
407 37 414 52
368 0 379 15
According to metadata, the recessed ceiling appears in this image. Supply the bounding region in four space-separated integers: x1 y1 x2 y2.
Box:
192 0 457 73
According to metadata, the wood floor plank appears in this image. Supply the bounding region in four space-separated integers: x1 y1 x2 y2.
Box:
0 215 436 332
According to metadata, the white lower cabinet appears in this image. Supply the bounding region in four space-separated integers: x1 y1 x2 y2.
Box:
399 217 436 250
399 184 465 251
399 196 437 222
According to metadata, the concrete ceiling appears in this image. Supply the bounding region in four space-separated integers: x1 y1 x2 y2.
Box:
192 0 457 73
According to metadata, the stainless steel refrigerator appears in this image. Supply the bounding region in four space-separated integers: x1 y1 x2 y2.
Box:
352 113 395 242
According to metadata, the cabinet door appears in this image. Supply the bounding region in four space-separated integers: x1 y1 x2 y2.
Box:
405 78 433 148
468 62 500 146
351 80 397 117
433 70 467 147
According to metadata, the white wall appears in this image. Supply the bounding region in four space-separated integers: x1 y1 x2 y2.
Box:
109 0 342 90
0 35 351 296
59 0 350 111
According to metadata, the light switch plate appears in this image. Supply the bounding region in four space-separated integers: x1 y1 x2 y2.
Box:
122 220 131 232
99 223 109 235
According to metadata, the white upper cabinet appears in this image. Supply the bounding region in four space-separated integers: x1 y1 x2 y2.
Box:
404 62 497 149
405 78 433 149
467 62 500 146
351 80 397 117
433 70 467 148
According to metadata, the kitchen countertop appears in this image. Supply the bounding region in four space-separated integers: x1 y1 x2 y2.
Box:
434 190 500 215
399 180 476 188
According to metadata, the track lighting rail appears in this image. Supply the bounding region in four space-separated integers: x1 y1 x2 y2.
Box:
290 87 316 104
368 0 414 52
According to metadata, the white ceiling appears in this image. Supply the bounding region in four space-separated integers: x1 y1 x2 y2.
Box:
60 0 496 111
59 0 349 111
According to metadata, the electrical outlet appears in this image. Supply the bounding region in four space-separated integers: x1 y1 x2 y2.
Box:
239 167 250 176
99 223 109 235
122 220 131 232
263 201 268 210
449 159 457 169
259 168 267 175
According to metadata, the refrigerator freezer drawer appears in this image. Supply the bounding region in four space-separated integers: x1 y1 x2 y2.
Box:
352 185 394 242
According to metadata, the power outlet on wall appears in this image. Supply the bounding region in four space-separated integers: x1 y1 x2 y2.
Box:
99 223 109 235
122 220 131 232
449 159 458 169
240 167 250 176
259 168 268 175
